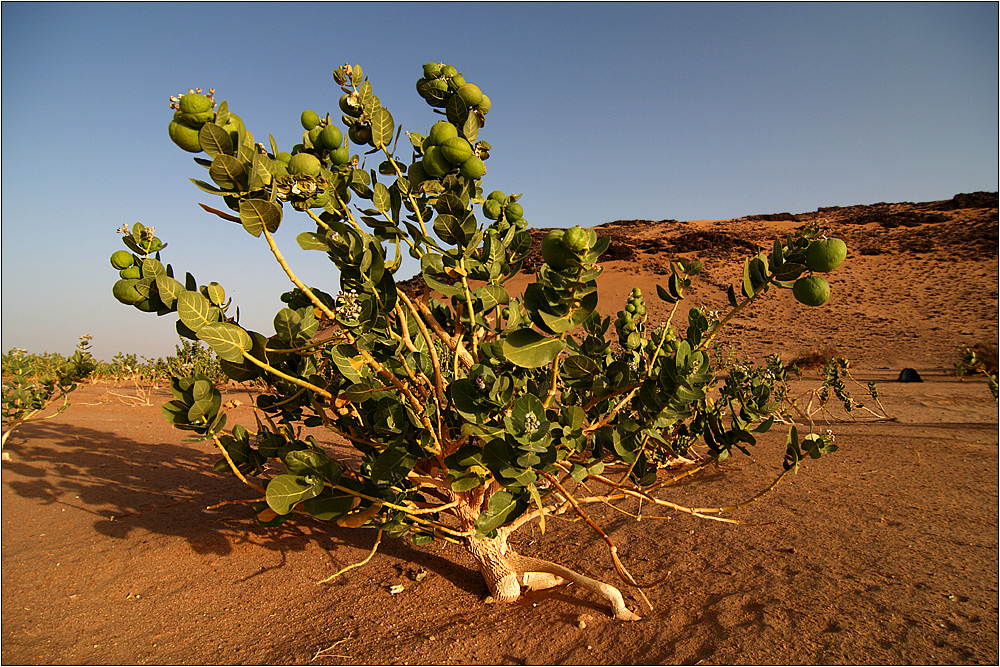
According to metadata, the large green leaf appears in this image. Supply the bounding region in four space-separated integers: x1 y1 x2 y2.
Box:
154 274 186 309
197 322 251 363
502 329 565 368
199 123 234 158
372 182 391 213
475 284 509 312
266 474 324 515
474 490 526 537
284 450 341 483
273 308 301 343
370 107 394 148
372 443 417 483
239 199 282 237
302 493 355 521
177 290 216 333
209 154 247 191
296 231 331 251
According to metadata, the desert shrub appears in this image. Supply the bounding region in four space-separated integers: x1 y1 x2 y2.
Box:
2 335 96 447
107 62 860 620
955 344 999 400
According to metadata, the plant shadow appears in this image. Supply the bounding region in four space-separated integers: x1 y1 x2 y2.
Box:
2 418 482 597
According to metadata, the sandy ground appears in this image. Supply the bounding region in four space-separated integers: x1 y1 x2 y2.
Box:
2 197 998 664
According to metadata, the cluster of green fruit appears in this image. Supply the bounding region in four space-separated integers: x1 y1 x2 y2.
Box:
791 237 847 306
540 225 591 271
409 120 489 183
109 249 161 312
298 110 351 166
415 62 491 116
482 190 526 231
167 90 242 154
615 288 647 349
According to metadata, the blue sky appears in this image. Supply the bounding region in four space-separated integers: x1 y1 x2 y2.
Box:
2 2 997 360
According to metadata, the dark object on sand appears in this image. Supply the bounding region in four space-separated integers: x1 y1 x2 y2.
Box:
897 368 922 383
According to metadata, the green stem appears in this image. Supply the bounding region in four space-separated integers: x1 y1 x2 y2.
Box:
241 352 333 399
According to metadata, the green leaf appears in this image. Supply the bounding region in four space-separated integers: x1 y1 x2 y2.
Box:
199 123 234 158
502 329 565 368
140 258 166 279
154 274 185 309
474 490 526 537
266 474 324 515
285 450 340 483
273 308 301 343
177 290 216 333
462 112 479 144
451 476 483 492
302 493 355 521
562 355 599 379
372 443 417 483
372 182 391 213
239 199 282 237
204 282 225 306
296 231 331 251
370 107 394 148
422 272 465 297
197 322 251 363
474 284 509 312
209 154 247 191
189 179 228 196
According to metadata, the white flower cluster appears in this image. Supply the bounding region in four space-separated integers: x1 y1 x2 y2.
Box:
335 289 362 320
523 412 540 432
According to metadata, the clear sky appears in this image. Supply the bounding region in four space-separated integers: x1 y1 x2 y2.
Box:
2 2 997 361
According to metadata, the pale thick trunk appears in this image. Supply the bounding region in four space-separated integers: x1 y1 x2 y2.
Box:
464 532 640 621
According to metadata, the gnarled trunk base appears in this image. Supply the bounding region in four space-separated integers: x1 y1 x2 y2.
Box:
464 534 640 621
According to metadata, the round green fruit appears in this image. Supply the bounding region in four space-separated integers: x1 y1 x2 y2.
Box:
168 120 202 153
112 279 144 305
806 238 847 273
456 83 483 106
422 62 442 78
308 126 323 145
300 110 321 131
119 266 141 280
178 110 214 127
631 288 642 298
459 156 486 179
792 276 831 306
563 226 589 252
276 151 292 163
110 250 133 270
428 121 458 146
317 125 343 151
328 145 350 166
487 190 507 204
287 153 322 176
449 74 466 90
505 202 524 222
440 65 458 78
483 199 502 219
439 137 473 165
541 230 577 270
476 95 492 114
422 146 452 178
179 93 213 114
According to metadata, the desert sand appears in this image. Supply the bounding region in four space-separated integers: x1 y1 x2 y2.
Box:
2 193 997 664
